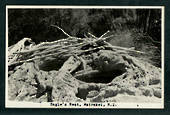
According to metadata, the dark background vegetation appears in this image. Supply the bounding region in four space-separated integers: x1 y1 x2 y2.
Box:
8 9 161 67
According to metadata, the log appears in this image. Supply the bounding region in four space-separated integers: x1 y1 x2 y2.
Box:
8 49 72 66
59 56 81 73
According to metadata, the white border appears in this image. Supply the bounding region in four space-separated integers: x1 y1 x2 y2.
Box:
6 6 163 9
5 5 165 109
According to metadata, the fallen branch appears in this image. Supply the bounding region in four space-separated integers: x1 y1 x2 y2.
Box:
104 41 146 54
74 68 93 75
14 45 61 55
76 46 105 56
74 70 100 78
99 30 110 39
79 57 87 70
88 32 97 39
51 25 72 37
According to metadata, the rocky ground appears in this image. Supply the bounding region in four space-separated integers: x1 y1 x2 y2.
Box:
8 32 162 103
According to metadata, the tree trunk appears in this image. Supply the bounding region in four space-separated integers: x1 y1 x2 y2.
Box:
144 10 151 33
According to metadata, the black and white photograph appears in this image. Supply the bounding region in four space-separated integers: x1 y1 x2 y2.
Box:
6 6 164 108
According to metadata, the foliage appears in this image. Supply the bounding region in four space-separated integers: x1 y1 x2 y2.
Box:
8 9 162 67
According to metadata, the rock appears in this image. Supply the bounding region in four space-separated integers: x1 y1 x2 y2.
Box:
8 38 162 103
103 86 119 98
149 77 161 85
86 90 99 98
93 50 128 72
153 88 161 98
90 95 103 102
139 87 153 97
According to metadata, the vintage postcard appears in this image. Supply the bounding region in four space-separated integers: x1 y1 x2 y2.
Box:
6 6 164 108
